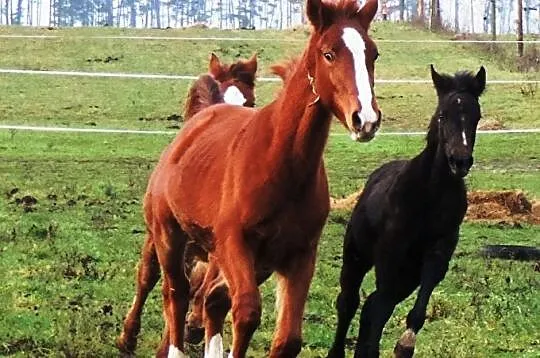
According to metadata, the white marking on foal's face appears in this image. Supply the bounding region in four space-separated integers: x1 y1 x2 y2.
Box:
462 131 468 146
223 85 247 105
461 115 468 146
168 345 187 358
342 27 377 127
204 334 224 358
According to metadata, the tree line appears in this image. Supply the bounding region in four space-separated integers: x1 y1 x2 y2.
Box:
0 0 538 34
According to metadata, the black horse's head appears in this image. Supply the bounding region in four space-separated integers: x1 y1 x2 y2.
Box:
429 65 486 177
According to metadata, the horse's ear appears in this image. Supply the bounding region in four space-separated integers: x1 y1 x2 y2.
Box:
306 0 333 31
474 66 486 97
357 0 379 30
209 53 223 77
244 53 258 76
430 64 452 95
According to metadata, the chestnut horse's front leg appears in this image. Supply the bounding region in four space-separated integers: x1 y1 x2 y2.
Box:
269 243 318 358
213 227 261 358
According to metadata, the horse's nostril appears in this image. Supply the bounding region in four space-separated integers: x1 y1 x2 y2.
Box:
352 111 362 130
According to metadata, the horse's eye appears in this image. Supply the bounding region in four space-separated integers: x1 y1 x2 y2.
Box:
323 52 335 62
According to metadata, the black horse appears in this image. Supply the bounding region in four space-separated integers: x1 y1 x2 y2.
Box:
327 65 487 358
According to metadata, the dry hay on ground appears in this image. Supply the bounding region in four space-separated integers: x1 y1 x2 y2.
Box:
331 190 539 225
466 190 539 224
478 119 505 130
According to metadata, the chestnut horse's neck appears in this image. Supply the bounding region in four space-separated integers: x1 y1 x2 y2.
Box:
262 51 332 183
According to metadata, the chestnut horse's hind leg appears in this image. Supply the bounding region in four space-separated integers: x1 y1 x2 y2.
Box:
214 227 261 358
269 246 318 358
203 262 231 357
117 231 161 355
327 230 373 358
184 261 209 345
154 220 191 358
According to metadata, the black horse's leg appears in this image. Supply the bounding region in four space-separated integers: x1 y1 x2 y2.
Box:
328 229 373 358
394 237 457 358
354 290 399 358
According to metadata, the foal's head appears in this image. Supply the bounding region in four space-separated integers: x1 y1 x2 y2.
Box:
429 65 487 177
305 0 381 141
208 52 257 107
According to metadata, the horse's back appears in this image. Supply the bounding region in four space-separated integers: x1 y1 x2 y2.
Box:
155 104 257 226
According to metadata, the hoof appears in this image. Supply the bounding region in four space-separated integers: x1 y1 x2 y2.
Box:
116 334 136 357
326 348 345 358
393 329 416 358
185 325 205 344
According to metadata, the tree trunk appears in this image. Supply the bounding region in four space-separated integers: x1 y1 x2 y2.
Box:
5 0 10 24
399 0 405 21
517 0 524 57
417 0 424 21
491 0 496 42
130 0 137 27
470 0 474 32
454 0 459 32
154 0 161 28
430 0 441 30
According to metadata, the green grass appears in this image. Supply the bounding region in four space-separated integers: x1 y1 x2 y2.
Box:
0 23 539 357
1 22 538 129
0 130 538 357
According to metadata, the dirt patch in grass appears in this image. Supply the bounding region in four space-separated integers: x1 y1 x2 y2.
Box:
331 190 539 225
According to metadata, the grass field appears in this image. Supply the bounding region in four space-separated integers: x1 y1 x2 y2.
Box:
0 22 539 357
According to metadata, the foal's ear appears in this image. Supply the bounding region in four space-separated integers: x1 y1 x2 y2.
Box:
244 53 258 76
357 0 379 30
208 53 223 77
430 64 453 95
473 66 487 97
306 0 333 32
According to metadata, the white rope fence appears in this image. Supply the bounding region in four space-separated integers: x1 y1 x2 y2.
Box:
0 34 539 44
1 125 538 136
1 69 537 84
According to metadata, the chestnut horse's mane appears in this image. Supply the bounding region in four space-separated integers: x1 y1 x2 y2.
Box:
183 75 223 121
270 57 300 84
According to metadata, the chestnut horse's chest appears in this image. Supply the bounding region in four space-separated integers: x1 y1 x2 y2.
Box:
245 175 330 270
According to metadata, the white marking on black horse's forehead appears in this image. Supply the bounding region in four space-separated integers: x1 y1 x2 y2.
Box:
462 130 468 146
342 27 377 127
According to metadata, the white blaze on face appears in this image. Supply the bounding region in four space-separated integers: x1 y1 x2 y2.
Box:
223 85 247 105
461 115 468 146
204 334 224 358
168 345 187 358
342 27 378 127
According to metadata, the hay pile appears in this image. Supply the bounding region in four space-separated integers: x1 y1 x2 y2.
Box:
466 190 539 224
331 190 539 225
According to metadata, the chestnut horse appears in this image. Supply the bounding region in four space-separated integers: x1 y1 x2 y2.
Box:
183 52 257 121
116 52 257 357
118 0 381 356
182 58 300 346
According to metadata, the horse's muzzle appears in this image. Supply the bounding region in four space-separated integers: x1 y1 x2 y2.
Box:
449 155 473 177
350 110 381 142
